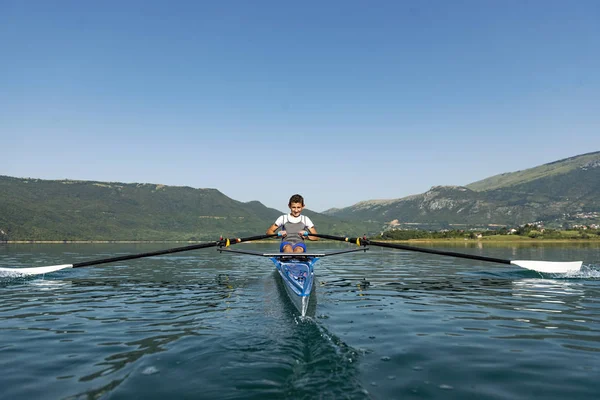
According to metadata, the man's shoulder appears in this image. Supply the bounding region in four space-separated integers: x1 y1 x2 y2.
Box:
301 215 314 224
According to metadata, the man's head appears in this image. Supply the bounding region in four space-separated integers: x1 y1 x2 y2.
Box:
288 194 304 206
288 194 305 217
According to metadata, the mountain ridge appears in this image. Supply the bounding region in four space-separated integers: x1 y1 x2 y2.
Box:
324 152 600 229
0 175 377 241
466 151 600 192
2 151 599 240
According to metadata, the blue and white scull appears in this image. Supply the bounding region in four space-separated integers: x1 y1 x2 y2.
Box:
218 247 368 316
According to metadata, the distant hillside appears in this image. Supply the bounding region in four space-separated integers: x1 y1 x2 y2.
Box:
466 151 600 191
0 176 377 241
324 152 600 229
4 152 599 240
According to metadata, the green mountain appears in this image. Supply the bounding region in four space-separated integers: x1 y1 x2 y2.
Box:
324 152 600 229
3 151 598 240
0 176 377 241
466 151 600 191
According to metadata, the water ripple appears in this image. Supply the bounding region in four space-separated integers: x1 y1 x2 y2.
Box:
1 243 599 399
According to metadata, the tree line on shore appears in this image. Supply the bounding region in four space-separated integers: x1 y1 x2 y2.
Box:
375 224 600 241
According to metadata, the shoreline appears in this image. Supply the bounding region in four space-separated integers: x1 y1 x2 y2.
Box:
396 238 600 243
2 237 600 244
1 240 208 244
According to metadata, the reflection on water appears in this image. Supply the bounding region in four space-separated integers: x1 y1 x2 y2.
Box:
512 278 585 304
511 278 586 319
505 279 600 351
431 241 600 249
0 246 371 399
1 243 600 399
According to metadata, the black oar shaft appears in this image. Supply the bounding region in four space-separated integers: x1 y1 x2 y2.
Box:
73 241 219 268
72 234 277 268
366 240 511 265
309 233 511 265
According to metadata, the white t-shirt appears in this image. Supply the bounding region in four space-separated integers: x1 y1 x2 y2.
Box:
274 214 314 229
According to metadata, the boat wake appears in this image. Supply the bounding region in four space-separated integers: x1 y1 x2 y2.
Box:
284 317 372 399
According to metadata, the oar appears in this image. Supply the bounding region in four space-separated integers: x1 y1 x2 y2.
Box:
0 234 277 276
310 234 582 274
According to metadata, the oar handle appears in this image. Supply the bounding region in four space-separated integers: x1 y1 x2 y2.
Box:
308 233 367 246
220 233 277 246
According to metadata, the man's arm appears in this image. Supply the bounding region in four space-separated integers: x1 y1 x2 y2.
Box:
307 226 318 241
266 224 279 235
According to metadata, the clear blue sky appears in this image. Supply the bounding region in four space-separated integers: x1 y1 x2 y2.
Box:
2 0 599 212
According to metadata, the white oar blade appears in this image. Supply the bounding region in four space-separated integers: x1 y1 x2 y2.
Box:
0 264 74 276
511 260 582 274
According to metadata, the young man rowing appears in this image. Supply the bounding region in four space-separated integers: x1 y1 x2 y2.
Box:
266 194 318 253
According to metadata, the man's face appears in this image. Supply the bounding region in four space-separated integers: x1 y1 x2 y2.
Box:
289 202 304 217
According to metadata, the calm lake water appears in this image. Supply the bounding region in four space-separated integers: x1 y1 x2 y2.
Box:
1 242 599 399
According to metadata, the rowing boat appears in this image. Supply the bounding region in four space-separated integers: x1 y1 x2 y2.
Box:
218 247 368 316
271 254 316 316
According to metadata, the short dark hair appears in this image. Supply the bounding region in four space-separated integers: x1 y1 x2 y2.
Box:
288 194 304 206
